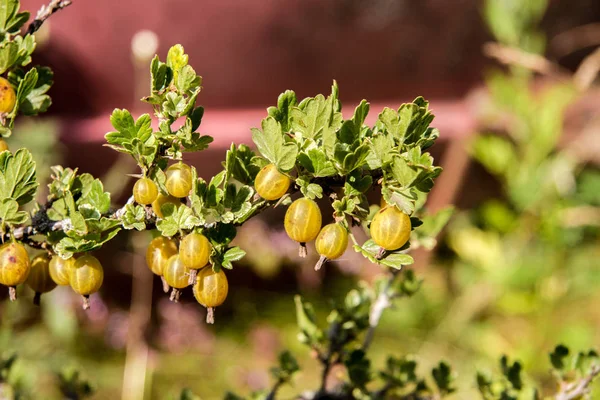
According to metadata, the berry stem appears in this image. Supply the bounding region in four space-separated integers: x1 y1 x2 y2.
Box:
8 286 16 301
315 255 327 271
188 269 197 285
161 276 169 293
33 292 41 306
206 307 214 324
299 243 307 258
82 295 90 310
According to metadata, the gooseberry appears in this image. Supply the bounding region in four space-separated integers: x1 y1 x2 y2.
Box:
370 206 411 251
133 177 158 205
165 162 193 198
146 236 178 293
314 223 348 270
69 254 104 310
284 197 322 257
254 163 291 201
0 77 16 114
49 255 76 286
0 242 31 301
163 254 188 302
179 232 211 284
193 266 228 324
26 254 56 305
151 193 180 219
0 139 8 153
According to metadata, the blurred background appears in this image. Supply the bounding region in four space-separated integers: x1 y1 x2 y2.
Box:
2 0 600 398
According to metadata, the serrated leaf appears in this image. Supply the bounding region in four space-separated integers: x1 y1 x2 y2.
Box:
290 94 331 140
0 148 37 205
18 65 53 115
0 197 27 224
267 90 297 132
0 40 17 74
121 204 146 231
365 133 395 170
251 117 298 172
156 203 201 237
297 148 336 177
78 179 110 215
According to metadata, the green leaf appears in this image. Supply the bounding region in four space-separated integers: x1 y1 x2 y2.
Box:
156 203 201 237
432 362 455 395
221 246 246 270
0 197 27 224
251 117 298 172
78 179 111 215
296 176 323 200
106 110 153 145
297 148 336 177
270 351 300 382
149 55 172 93
294 295 323 345
121 204 146 231
549 345 569 371
224 144 260 185
0 41 17 75
0 0 19 32
290 94 331 140
500 356 523 390
365 133 395 170
166 44 188 80
345 349 371 389
0 148 37 205
391 156 419 187
353 239 413 268
267 90 297 132
175 64 201 95
17 65 53 115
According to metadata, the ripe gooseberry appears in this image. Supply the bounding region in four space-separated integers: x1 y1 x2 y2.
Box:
284 197 322 257
370 206 411 251
146 236 178 293
0 139 8 153
49 255 76 286
165 162 193 198
254 164 291 201
69 254 104 310
179 232 211 284
0 77 16 114
133 177 158 205
26 254 56 305
0 242 31 301
163 255 189 302
151 193 180 219
193 266 228 324
314 223 348 271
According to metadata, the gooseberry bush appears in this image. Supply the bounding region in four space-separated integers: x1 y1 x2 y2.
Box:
0 1 599 399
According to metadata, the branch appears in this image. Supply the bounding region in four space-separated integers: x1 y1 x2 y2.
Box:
362 269 400 351
265 378 284 400
555 364 600 400
26 0 73 35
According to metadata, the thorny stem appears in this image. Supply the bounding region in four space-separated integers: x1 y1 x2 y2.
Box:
362 269 400 352
27 0 73 35
555 364 600 400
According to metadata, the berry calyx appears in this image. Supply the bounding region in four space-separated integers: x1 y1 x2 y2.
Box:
146 236 178 293
133 177 158 205
0 77 16 114
179 232 211 284
314 223 348 271
193 266 228 324
165 162 193 198
69 254 104 310
26 254 56 305
0 242 31 301
254 164 291 201
284 198 322 257
370 206 411 251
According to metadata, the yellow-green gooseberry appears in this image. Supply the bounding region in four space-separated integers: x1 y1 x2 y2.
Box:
0 139 8 153
0 242 31 301
254 163 291 201
49 255 76 286
0 77 16 114
163 254 189 302
284 197 322 257
165 162 193 198
193 266 228 324
151 193 180 219
69 254 104 310
370 206 411 251
179 232 211 284
133 177 158 205
146 236 178 293
314 223 349 271
26 254 56 305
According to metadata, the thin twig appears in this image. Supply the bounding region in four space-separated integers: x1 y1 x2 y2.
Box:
555 364 600 400
362 269 400 351
26 0 73 35
265 379 285 400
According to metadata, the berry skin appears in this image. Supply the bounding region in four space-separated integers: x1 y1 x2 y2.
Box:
146 236 178 292
133 177 158 205
179 232 211 284
370 206 411 251
193 266 228 324
284 198 322 257
26 254 56 305
254 164 291 201
151 193 180 219
0 139 8 153
315 223 348 270
69 254 104 310
0 242 31 301
0 77 16 114
163 255 188 302
49 255 76 286
165 162 193 198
